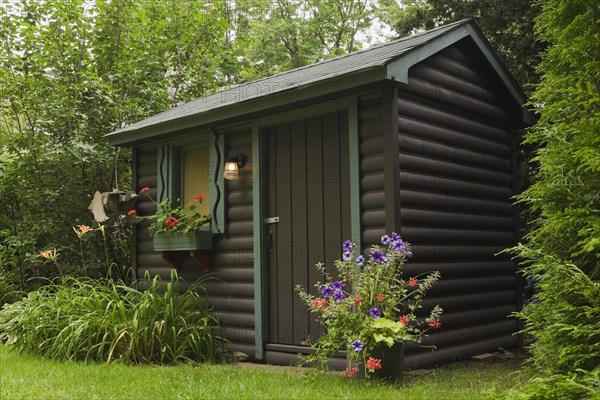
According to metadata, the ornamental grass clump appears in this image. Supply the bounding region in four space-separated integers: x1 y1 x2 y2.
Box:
0 270 227 364
296 232 442 378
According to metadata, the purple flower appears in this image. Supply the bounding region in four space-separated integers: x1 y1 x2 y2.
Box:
342 240 353 252
331 281 343 291
371 250 387 265
322 285 334 297
343 251 352 261
333 291 345 303
392 239 405 253
369 307 381 318
351 340 364 352
381 235 391 245
390 232 405 252
356 255 365 267
407 251 413 258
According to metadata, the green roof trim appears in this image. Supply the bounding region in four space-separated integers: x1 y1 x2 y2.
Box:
107 19 532 146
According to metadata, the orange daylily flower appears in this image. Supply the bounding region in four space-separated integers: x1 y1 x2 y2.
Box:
74 224 93 238
39 249 59 261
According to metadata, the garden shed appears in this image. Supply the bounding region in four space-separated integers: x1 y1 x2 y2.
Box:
107 19 533 370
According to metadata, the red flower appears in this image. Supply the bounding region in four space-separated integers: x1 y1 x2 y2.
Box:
353 295 362 306
343 367 359 378
312 298 326 309
366 357 382 371
408 277 418 287
164 216 179 230
428 320 441 329
375 293 384 301
194 194 204 202
399 315 410 326
320 298 328 309
140 187 150 194
127 209 137 216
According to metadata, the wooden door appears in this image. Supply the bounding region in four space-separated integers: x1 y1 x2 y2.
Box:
265 111 351 346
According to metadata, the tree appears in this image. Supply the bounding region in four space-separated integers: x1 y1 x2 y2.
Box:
511 0 600 397
228 0 381 80
0 0 240 298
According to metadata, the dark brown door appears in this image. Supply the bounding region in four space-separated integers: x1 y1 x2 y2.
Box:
265 111 351 346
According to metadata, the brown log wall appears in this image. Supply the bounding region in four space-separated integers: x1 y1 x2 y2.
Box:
133 129 255 356
359 91 386 247
398 41 519 368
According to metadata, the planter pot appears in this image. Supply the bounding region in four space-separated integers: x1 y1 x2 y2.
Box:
372 343 403 380
347 343 403 380
153 227 213 251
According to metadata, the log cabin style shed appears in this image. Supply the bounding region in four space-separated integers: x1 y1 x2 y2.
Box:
107 19 533 369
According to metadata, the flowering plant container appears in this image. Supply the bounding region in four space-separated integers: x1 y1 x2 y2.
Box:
296 232 442 379
148 194 211 235
152 226 213 251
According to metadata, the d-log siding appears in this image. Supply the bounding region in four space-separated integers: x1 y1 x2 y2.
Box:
398 41 519 368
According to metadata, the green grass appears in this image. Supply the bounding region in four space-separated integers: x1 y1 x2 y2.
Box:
0 345 531 400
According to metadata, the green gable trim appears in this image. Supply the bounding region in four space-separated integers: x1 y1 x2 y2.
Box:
385 21 534 125
462 23 536 125
385 26 469 83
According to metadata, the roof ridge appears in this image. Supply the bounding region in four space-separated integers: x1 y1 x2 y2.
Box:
193 19 472 104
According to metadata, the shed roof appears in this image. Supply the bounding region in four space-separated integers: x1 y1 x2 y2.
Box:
107 19 531 145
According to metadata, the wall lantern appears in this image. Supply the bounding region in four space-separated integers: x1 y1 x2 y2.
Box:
224 154 247 181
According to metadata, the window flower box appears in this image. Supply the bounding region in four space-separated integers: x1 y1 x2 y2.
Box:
152 227 213 251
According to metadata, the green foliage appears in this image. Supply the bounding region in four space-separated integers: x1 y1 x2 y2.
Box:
510 0 600 397
0 344 531 400
0 0 241 297
508 367 600 400
514 255 600 372
229 0 382 79
141 191 212 235
0 0 391 300
296 234 441 378
0 270 227 364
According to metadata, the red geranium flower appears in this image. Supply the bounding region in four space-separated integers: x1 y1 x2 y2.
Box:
312 298 326 309
366 357 382 371
320 298 328 309
408 277 418 287
343 367 359 378
399 315 410 326
353 295 361 306
127 209 137 216
428 320 441 329
194 194 204 202
375 293 385 301
140 187 150 194
164 216 179 229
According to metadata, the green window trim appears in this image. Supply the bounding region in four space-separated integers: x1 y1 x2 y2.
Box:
156 132 225 234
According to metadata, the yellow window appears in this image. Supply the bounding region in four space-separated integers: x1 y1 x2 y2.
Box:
182 145 211 210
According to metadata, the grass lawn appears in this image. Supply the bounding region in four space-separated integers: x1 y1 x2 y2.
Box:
0 345 530 400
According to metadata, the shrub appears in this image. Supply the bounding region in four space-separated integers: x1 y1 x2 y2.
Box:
510 0 600 396
0 271 228 364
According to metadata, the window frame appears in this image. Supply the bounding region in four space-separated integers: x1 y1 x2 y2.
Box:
156 133 225 234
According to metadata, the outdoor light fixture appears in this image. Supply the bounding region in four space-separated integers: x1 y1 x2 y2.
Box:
224 154 247 180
